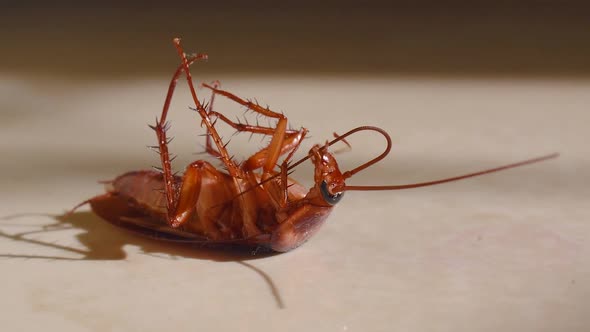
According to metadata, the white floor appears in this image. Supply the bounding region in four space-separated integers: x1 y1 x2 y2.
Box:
1 75 588 332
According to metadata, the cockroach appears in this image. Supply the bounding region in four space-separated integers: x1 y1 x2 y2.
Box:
71 38 558 253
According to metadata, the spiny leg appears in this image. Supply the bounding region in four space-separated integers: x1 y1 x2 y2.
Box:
219 125 308 213
199 96 306 176
206 109 300 137
202 82 303 167
150 53 208 215
203 80 222 158
200 83 306 172
201 82 291 174
172 39 263 234
203 98 303 163
175 40 306 221
202 80 310 207
150 120 176 212
173 38 242 179
200 80 294 160
160 54 209 125
204 106 308 208
202 82 286 121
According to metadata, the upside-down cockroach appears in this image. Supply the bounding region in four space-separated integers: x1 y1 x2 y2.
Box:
72 38 558 253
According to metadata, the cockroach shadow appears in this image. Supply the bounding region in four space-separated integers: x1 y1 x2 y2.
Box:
0 211 285 309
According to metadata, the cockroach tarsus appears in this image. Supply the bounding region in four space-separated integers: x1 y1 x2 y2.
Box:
71 37 559 253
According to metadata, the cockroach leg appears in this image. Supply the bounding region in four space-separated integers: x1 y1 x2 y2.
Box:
168 161 222 238
151 118 177 212
202 83 286 120
202 81 310 210
200 83 298 175
173 38 242 179
276 129 308 208
279 161 291 207
201 83 303 147
205 109 300 136
150 52 209 215
159 53 208 126
201 82 310 174
203 80 222 159
200 81 299 159
250 127 308 211
330 132 352 154
171 39 266 237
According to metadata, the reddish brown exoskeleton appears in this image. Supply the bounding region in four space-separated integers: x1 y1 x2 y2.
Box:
73 38 559 253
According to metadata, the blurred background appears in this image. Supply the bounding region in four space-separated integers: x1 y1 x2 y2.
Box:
2 0 589 80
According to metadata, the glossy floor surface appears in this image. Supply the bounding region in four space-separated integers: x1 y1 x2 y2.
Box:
1 75 588 331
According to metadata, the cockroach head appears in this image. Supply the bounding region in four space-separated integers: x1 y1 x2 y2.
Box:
308 143 345 205
303 126 393 205
287 126 393 205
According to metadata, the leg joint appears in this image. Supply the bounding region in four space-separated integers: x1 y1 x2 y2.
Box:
186 160 216 172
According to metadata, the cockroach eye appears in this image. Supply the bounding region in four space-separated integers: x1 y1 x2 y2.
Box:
320 181 344 205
